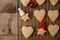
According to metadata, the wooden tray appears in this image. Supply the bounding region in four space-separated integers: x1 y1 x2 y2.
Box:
18 0 60 40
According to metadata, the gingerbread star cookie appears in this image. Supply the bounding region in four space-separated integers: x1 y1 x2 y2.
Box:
37 28 46 36
21 13 30 22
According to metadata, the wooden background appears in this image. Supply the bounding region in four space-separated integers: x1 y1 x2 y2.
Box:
18 0 60 40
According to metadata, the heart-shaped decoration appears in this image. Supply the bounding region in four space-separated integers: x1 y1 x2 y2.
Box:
36 0 45 5
40 21 46 29
48 24 59 37
48 10 59 22
20 0 30 6
50 0 59 6
22 26 33 38
34 9 46 22
29 2 37 8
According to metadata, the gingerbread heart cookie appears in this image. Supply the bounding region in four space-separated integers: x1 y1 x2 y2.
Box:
34 9 46 22
20 0 30 6
48 24 59 37
50 0 59 6
48 10 59 22
22 26 33 38
36 0 45 5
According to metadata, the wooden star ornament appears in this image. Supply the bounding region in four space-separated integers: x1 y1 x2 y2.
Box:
21 13 30 22
37 28 46 36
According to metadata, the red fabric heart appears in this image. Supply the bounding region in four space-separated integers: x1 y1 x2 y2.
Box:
40 21 46 29
29 2 37 8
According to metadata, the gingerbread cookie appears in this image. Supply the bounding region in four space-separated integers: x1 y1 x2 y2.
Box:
21 13 30 22
37 28 46 36
22 26 34 38
50 0 59 6
48 10 59 22
34 9 46 22
36 0 45 5
20 0 30 6
48 24 59 37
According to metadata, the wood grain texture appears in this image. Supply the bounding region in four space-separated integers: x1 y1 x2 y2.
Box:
0 36 17 40
0 0 16 13
0 13 18 40
18 0 60 40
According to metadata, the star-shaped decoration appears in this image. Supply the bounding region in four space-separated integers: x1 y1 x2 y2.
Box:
21 13 30 22
37 28 46 36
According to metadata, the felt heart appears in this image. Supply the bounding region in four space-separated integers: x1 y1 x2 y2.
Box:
20 0 30 6
22 26 33 38
34 9 46 22
50 0 59 6
48 10 59 22
36 0 45 5
29 2 37 8
40 21 46 29
48 24 59 37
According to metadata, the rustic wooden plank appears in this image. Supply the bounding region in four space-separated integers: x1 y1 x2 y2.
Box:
0 0 16 13
0 35 17 40
0 13 18 35
0 13 18 40
18 0 60 40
